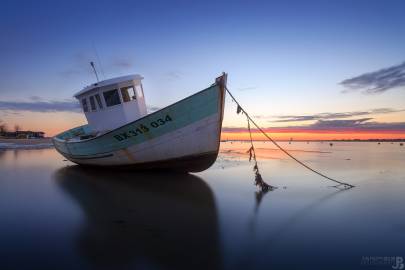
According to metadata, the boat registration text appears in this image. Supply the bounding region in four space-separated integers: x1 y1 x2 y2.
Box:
113 115 173 142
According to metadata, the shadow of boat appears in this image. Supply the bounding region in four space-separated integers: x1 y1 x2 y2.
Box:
54 166 221 270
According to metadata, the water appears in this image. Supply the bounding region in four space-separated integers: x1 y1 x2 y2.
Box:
1 142 404 270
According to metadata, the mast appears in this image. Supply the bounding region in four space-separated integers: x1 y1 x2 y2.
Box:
90 61 99 82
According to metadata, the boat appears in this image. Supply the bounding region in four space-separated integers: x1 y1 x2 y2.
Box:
53 73 227 172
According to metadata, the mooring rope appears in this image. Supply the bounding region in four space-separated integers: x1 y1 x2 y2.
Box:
246 117 276 191
225 87 355 189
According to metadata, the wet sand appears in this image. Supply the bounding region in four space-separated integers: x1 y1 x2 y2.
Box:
0 142 404 270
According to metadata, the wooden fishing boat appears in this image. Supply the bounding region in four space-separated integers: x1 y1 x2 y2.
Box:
53 73 227 172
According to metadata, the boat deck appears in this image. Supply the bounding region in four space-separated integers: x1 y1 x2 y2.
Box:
54 125 98 142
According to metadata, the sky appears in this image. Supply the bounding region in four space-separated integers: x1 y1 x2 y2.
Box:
0 0 404 139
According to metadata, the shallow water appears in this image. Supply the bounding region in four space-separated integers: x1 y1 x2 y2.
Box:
1 142 404 270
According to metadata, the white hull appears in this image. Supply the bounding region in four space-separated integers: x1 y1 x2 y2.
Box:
67 113 221 167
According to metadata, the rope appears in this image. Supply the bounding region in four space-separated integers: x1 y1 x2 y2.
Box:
246 117 275 191
225 87 355 189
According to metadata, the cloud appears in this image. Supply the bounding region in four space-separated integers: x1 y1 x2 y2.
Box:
272 115 320 122
308 118 373 129
60 52 135 78
254 108 404 123
0 110 22 117
29 96 42 101
237 86 257 91
223 118 405 133
165 71 183 81
59 52 94 77
147 105 161 113
0 98 160 115
0 99 80 113
340 61 405 93
298 118 405 131
112 58 133 69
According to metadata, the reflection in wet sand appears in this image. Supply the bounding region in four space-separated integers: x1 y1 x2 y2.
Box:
243 189 350 269
54 166 221 270
219 143 332 161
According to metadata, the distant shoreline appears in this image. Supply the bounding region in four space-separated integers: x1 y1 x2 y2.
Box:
0 138 52 143
0 138 53 149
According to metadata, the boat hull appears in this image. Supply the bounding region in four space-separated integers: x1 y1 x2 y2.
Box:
53 81 225 172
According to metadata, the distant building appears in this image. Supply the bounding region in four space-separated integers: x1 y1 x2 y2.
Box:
0 131 45 139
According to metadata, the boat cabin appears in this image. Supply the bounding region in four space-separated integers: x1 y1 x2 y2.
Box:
74 75 147 133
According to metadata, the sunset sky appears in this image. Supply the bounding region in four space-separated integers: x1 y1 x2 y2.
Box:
0 0 404 140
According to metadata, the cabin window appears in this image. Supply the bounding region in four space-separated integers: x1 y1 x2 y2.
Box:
81 98 89 112
120 86 136 102
103 89 121 107
135 84 143 98
95 94 103 109
89 96 96 111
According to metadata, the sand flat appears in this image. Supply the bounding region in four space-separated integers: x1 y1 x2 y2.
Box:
1 142 404 269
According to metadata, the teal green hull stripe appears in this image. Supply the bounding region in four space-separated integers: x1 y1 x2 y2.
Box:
56 84 220 156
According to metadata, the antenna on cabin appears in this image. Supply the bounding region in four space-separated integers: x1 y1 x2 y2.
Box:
90 61 99 82
92 42 106 79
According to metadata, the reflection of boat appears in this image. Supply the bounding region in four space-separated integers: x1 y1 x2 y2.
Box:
53 73 227 172
54 166 221 270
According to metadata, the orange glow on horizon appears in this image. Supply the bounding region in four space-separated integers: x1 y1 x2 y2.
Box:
1 112 86 137
2 111 405 140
